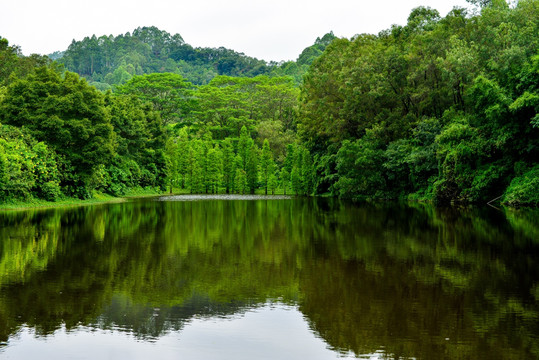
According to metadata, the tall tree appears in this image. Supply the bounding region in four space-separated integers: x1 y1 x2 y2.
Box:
0 67 115 197
260 139 275 195
176 127 190 189
221 138 236 194
117 73 194 125
246 144 259 194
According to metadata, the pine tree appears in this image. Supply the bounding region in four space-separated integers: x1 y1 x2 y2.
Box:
177 127 190 189
233 155 244 193
221 138 235 193
246 143 259 194
238 125 252 171
234 169 247 194
268 173 278 195
301 147 314 195
188 140 205 193
206 145 222 193
165 137 178 194
280 168 290 195
260 139 274 195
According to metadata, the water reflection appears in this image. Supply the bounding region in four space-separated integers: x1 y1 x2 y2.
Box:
0 197 538 359
2 305 357 360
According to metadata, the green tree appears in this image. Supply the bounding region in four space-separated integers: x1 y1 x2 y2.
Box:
117 73 194 125
234 168 247 195
165 138 179 193
177 128 190 189
246 144 259 194
237 125 253 171
260 139 275 195
0 67 115 198
188 140 205 193
221 138 236 194
268 173 279 195
280 168 290 195
300 147 315 195
206 146 222 194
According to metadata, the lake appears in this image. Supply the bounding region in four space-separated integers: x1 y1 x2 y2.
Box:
0 195 538 359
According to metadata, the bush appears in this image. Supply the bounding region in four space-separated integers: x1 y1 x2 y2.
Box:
503 165 539 207
40 181 62 201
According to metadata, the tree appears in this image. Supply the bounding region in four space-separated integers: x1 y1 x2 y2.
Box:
466 0 494 8
206 145 222 194
280 168 290 195
260 139 275 195
0 67 115 197
188 140 204 193
0 125 61 201
233 154 247 195
268 173 279 195
237 125 253 171
117 73 194 125
300 147 315 195
0 131 36 201
246 144 259 194
291 166 301 195
177 128 190 189
0 37 50 86
165 138 179 194
221 138 236 193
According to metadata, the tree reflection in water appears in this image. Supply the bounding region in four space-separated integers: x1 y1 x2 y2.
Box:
0 197 538 359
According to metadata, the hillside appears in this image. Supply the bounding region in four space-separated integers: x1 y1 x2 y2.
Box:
54 26 336 88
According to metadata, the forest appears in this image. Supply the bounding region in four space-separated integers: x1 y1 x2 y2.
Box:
0 0 538 206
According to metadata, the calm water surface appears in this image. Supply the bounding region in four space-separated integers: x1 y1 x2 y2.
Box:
0 196 538 359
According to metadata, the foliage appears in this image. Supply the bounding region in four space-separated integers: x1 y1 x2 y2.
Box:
0 67 115 197
300 1 539 205
2 2 539 206
116 73 195 124
0 37 50 86
57 26 329 86
0 63 167 199
0 125 61 202
187 75 299 141
503 165 539 206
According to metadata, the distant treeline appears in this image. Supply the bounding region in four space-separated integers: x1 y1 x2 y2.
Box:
1 0 538 206
56 26 336 87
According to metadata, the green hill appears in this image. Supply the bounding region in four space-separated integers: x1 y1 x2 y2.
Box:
54 26 336 87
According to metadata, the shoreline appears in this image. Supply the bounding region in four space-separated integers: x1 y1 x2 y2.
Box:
0 190 167 212
2 191 536 212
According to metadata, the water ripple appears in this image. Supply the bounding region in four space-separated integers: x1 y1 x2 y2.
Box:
156 194 293 201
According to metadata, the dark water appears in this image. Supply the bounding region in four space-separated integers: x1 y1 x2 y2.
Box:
0 196 538 359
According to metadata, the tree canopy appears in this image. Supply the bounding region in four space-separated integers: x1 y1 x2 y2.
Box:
299 1 539 205
1 1 538 206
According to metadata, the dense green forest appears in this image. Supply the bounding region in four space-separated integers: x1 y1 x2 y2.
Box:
56 26 335 87
301 0 539 206
1 0 538 206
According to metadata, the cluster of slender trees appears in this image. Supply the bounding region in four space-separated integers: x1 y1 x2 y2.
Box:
167 127 314 195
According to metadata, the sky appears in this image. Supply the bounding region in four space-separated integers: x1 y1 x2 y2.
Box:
1 0 472 62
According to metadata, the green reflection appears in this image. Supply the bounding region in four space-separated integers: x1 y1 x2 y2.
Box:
0 198 538 359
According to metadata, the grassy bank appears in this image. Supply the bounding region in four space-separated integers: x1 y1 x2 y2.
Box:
0 187 168 211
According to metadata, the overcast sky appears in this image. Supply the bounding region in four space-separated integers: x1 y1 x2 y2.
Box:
1 0 472 62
